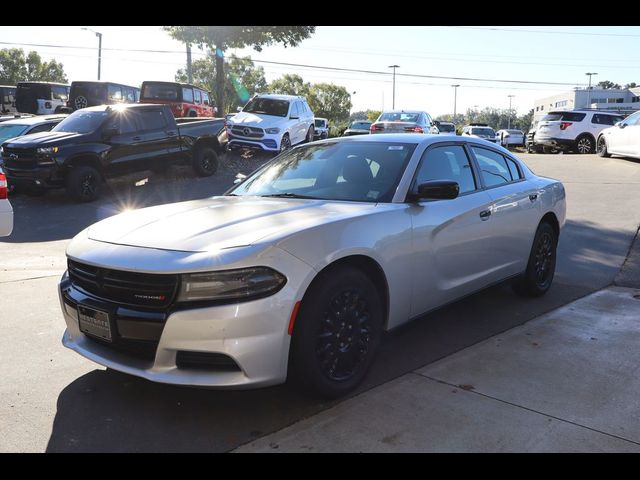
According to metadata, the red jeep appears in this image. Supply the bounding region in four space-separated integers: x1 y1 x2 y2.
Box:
140 81 216 118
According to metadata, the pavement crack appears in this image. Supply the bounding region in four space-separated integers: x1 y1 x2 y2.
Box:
411 371 640 448
0 274 60 284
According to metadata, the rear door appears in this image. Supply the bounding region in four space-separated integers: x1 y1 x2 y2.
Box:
469 145 541 277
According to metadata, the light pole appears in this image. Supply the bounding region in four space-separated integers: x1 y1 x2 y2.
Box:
507 94 515 129
451 84 460 120
82 27 102 80
585 72 598 107
388 65 399 109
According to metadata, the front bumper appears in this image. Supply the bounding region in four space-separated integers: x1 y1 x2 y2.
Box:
58 244 315 389
227 132 280 152
4 163 64 189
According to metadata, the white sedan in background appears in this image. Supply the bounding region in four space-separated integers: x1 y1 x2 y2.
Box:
496 129 525 149
597 110 640 160
59 134 566 398
0 166 13 236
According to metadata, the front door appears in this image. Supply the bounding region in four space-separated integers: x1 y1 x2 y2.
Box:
409 143 498 317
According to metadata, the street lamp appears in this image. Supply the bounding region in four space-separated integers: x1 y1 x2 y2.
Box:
388 65 400 109
451 84 460 120
82 27 103 80
507 94 515 129
585 72 598 107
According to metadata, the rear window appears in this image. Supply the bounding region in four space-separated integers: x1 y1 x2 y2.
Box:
379 112 420 123
141 83 179 101
471 127 495 136
315 119 326 127
542 112 586 122
438 124 455 133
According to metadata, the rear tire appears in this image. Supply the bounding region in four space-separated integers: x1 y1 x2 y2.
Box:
575 134 595 154
288 266 383 399
512 222 557 297
192 146 218 177
597 135 611 157
65 165 102 202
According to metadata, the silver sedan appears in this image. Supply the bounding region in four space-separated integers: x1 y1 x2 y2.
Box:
60 134 565 398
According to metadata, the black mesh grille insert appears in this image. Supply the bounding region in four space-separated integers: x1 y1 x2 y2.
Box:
176 351 241 371
68 260 179 309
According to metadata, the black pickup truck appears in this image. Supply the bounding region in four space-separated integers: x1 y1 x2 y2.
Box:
1 104 227 202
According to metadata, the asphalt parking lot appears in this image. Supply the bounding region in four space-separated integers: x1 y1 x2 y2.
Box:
1 150 640 452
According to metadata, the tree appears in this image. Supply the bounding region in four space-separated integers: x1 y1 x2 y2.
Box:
366 110 382 122
308 84 352 123
596 80 621 90
164 26 315 114
0 48 67 85
267 74 310 97
625 82 638 89
176 54 267 113
349 111 368 121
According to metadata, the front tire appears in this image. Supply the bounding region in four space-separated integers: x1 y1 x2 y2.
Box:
192 147 218 177
279 133 291 153
288 266 383 398
305 125 314 143
597 135 611 157
66 165 102 202
512 222 557 297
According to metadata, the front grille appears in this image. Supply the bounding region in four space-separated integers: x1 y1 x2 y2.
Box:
86 336 159 361
231 125 264 138
3 147 38 169
68 260 179 309
176 351 241 371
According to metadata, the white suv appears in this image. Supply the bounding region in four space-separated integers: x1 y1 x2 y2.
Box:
227 94 315 153
535 110 625 154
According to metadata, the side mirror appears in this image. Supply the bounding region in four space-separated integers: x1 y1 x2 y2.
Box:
102 127 119 139
411 180 459 201
290 115 299 120
233 173 247 184
617 122 626 129
236 106 242 112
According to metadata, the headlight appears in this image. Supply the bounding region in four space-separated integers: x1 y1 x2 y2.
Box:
265 127 281 134
177 267 287 302
37 146 59 155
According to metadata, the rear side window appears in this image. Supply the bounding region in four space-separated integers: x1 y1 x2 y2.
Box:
52 86 68 100
194 89 202 104
108 85 122 102
414 145 477 194
182 87 194 103
202 91 210 106
138 110 166 131
591 114 623 125
471 147 515 188
542 112 586 122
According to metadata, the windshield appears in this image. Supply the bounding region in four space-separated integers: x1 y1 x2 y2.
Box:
230 141 417 203
350 121 372 129
141 83 179 101
438 124 455 133
243 98 290 117
0 124 29 143
314 119 326 128
379 112 420 123
471 127 495 136
52 110 109 134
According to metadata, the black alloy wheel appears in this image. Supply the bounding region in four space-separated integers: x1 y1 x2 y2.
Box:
512 222 557 297
597 136 611 157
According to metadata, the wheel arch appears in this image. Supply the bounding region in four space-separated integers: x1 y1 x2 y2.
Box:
65 154 104 177
297 254 391 331
539 211 560 240
193 136 222 154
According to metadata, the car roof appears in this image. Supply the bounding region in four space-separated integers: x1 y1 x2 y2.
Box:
0 114 67 126
380 110 425 114
311 133 509 149
253 93 304 101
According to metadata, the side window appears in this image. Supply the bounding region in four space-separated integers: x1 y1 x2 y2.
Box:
471 146 513 188
28 123 56 134
182 87 194 104
194 89 202 104
52 86 68 101
626 112 640 126
291 102 300 117
118 111 139 134
124 88 136 103
139 110 167 131
108 85 123 102
202 91 210 106
592 114 619 126
414 145 477 195
505 157 522 180
135 89 140 102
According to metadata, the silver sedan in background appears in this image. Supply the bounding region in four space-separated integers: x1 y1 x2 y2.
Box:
370 110 439 134
59 134 565 398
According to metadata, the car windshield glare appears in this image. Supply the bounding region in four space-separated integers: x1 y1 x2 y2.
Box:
243 98 290 117
52 110 109 134
230 141 417 203
0 124 29 143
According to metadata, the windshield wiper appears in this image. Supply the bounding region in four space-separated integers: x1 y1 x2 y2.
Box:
261 193 321 199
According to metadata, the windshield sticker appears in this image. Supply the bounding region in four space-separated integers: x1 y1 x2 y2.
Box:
388 146 404 150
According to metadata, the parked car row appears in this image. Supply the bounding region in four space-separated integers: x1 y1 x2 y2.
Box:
0 80 216 118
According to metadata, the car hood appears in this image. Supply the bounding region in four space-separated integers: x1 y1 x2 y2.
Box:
87 196 377 253
4 131 85 147
230 111 287 129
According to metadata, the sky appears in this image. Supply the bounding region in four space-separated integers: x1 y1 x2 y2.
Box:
1 25 639 117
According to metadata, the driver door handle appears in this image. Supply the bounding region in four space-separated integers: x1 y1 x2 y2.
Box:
529 193 538 202
479 210 492 220
132 136 141 141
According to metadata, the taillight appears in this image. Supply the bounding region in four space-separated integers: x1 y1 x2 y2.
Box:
370 124 383 132
0 172 8 200
559 122 572 130
405 126 423 133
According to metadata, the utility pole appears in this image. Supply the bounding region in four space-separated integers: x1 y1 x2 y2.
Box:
508 94 515 129
388 65 399 109
82 28 102 80
586 72 598 107
451 84 460 120
186 44 193 84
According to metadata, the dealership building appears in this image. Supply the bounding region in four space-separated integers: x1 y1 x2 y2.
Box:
533 87 640 121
